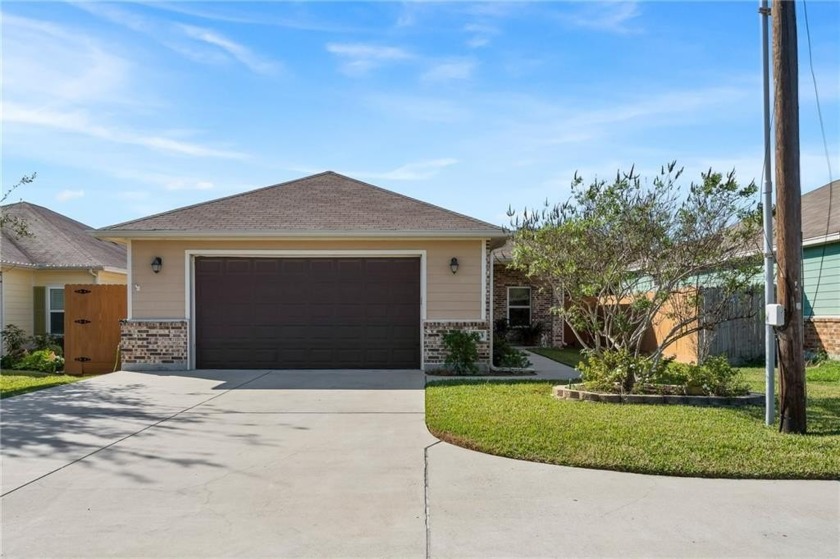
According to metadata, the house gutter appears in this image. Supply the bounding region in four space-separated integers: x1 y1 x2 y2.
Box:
93 229 509 243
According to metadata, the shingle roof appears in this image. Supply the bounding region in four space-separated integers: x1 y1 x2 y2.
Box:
802 180 839 242
1 202 126 270
98 171 506 238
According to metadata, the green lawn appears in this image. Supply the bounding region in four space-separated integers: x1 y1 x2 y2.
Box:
426 360 840 479
1 370 85 399
529 347 585 368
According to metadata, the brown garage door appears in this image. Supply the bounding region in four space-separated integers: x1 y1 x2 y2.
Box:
195 257 421 369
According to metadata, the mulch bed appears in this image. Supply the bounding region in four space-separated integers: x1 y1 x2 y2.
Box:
428 369 536 377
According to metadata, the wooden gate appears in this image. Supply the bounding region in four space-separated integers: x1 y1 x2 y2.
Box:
64 285 127 375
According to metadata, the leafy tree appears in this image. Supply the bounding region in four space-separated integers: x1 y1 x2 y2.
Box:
0 173 36 239
508 162 761 390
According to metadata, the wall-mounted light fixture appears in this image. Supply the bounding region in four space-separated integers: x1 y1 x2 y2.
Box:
151 257 163 274
450 257 459 274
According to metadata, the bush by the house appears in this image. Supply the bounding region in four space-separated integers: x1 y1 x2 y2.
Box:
493 336 531 369
1 324 65 372
579 348 749 396
13 349 65 374
578 348 668 393
442 330 481 375
667 356 750 397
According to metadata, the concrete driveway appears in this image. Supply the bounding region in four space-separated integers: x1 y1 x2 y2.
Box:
2 370 838 558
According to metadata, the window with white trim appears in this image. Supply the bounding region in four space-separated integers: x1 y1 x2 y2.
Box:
48 288 65 336
507 286 531 327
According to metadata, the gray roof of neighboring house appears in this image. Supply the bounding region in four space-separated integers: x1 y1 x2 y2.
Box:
97 171 507 239
1 202 126 270
802 180 839 243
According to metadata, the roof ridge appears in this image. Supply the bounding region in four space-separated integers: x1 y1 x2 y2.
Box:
101 171 338 230
100 171 504 233
327 172 504 231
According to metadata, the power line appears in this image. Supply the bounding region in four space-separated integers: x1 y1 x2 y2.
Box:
801 0 835 321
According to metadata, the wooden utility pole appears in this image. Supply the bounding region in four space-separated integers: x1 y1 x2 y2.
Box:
772 0 807 433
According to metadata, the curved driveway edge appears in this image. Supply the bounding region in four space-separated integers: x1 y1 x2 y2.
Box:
426 442 839 558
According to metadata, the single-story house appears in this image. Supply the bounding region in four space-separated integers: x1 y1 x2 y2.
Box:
95 172 508 371
802 180 839 358
1 202 127 341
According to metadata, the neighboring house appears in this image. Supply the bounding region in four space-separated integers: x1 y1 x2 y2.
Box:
0 202 127 340
802 180 840 358
95 172 507 371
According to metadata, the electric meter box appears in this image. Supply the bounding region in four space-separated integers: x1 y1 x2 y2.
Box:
766 304 785 327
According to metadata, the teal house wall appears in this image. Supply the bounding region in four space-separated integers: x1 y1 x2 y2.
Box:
803 242 840 318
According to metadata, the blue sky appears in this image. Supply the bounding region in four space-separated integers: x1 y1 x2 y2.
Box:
2 1 838 228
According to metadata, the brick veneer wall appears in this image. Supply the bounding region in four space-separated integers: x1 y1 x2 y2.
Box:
424 321 491 371
492 263 563 346
121 320 189 371
804 318 840 358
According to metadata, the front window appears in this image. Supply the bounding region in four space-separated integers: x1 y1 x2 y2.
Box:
48 288 65 336
507 287 531 327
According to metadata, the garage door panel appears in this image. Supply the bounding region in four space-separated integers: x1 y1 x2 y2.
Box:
196 257 421 369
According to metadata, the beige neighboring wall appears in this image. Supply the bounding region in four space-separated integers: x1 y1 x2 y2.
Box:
95 270 128 284
130 239 485 321
2 267 34 332
34 270 101 287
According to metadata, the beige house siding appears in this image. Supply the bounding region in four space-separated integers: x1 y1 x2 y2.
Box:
34 270 100 288
96 270 127 284
2 267 34 333
130 239 484 321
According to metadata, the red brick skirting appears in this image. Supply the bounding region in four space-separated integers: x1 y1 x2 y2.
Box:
121 320 189 371
804 318 840 358
424 321 491 370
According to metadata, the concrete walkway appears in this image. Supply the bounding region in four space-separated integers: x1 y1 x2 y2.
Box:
2 370 838 558
426 349 579 382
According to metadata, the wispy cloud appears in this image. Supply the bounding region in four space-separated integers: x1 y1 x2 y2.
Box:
178 24 279 75
354 158 459 181
3 104 247 159
422 59 476 83
558 1 643 34
56 189 85 202
464 23 499 48
73 2 280 76
142 2 365 33
326 42 414 76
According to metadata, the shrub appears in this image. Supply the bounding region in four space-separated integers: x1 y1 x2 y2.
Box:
578 348 668 393
14 349 65 374
679 356 749 396
1 324 29 364
32 333 64 357
493 336 531 369
442 330 481 375
518 321 545 346
494 318 510 338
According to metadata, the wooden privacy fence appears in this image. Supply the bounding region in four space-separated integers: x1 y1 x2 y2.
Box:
63 285 127 375
642 287 764 364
